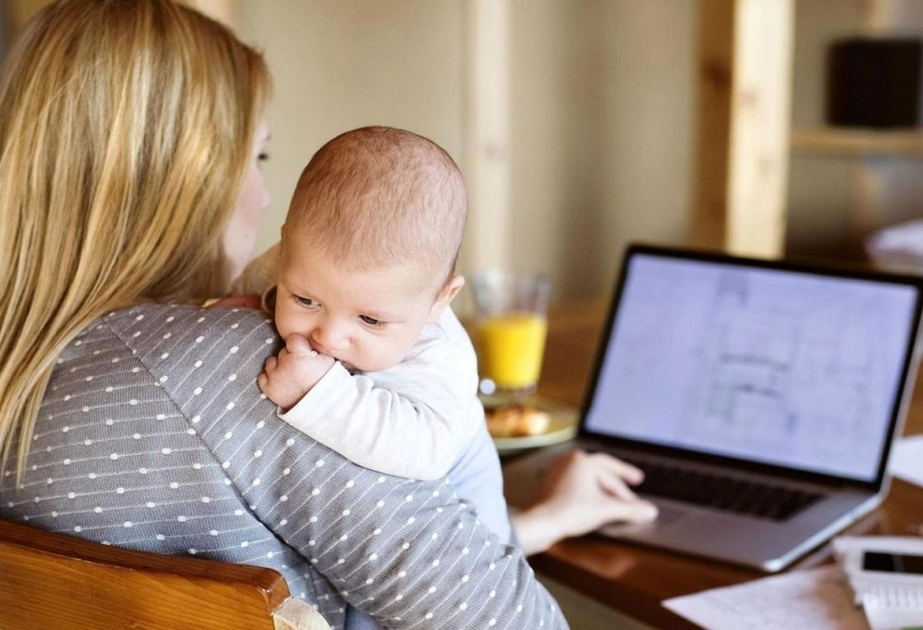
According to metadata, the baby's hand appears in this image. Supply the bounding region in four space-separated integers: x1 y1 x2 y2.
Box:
258 334 335 411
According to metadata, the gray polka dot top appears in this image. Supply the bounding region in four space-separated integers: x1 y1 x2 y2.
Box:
0 304 567 629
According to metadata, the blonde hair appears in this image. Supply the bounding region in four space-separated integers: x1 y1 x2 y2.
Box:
283 126 467 289
0 0 270 481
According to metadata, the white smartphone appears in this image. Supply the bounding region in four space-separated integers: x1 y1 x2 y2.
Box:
863 551 923 575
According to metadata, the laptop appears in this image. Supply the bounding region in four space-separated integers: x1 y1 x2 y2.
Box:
503 243 923 572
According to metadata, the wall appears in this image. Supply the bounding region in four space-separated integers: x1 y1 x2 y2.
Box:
234 0 695 305
787 0 923 259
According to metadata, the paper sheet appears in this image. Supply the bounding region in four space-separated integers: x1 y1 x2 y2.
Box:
889 435 923 488
663 566 870 630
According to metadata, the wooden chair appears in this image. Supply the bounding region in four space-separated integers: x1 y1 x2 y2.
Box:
0 517 331 630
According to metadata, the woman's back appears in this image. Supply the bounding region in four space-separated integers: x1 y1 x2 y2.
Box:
0 304 566 628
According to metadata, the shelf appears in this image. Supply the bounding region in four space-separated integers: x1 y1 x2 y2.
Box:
791 126 923 158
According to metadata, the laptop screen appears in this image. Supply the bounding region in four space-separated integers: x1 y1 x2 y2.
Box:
583 247 922 483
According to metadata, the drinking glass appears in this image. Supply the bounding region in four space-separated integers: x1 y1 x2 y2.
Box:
469 270 552 401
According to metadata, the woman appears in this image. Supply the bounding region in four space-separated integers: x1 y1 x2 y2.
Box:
0 1 653 628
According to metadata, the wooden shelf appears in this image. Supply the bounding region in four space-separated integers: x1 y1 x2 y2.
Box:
791 126 923 158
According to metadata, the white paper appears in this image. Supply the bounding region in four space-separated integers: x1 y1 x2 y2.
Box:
889 435 923 488
662 566 870 630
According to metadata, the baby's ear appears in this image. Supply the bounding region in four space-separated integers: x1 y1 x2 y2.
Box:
427 274 465 323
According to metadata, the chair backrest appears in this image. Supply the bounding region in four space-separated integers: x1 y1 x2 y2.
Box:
0 518 330 630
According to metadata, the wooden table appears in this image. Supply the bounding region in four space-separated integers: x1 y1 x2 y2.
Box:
515 299 923 629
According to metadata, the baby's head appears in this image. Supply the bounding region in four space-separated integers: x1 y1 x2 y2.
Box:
275 126 467 372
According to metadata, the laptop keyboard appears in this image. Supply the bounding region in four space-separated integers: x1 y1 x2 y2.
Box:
620 457 823 521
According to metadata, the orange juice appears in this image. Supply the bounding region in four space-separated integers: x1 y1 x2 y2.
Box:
476 312 548 390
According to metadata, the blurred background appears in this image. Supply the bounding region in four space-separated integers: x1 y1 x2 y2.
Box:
5 0 923 309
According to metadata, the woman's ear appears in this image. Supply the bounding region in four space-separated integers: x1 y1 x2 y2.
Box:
427 274 465 323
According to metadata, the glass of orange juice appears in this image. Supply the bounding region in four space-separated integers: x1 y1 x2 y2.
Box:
470 270 551 400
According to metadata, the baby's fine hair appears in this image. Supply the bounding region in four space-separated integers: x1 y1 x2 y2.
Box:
285 126 467 286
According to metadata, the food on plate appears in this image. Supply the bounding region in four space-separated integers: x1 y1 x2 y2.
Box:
484 403 550 437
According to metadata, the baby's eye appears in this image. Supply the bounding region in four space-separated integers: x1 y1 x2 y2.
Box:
360 315 385 328
294 295 317 308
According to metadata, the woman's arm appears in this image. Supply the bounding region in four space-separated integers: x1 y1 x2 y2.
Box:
512 450 659 556
127 304 566 629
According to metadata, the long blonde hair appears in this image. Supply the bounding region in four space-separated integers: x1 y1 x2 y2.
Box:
0 0 270 481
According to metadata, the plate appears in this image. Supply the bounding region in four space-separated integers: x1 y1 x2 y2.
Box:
484 398 579 455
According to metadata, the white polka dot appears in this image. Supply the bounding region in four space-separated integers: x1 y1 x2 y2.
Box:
221 461 230 469
195 336 204 343
194 360 203 368
51 511 58 518
398 571 406 578
229 346 239 354
188 549 197 555
123 521 133 528
241 541 249 548
224 431 233 440
407 517 415 525
346 480 355 488
373 528 381 536
228 374 237 382
193 387 202 396
177 516 187 522
170 482 179 489
129 399 138 406
138 468 147 474
406 494 413 502
192 463 201 470
286 438 295 447
62 426 70 433
282 468 291 476
311 488 320 496
342 509 350 516
279 495 288 502
432 558 439 567
106 419 114 426
489 619 496 626
191 415 201 423
63 459 72 465
425 613 433 620
84 439 93 446
201 496 210 503
74 526 82 532
116 487 125 494
136 314 145 321
235 510 244 516
254 450 262 458
146 502 156 508
88 473 97 480
226 402 235 410
187 428 196 435
429 586 436 594
251 478 260 486
156 534 165 541
402 542 409 550
110 453 119 460
67 492 76 499
376 500 384 508
309 516 317 523
160 353 169 360
459 603 467 611
395 594 403 601
161 448 172 455
315 459 324 467
462 575 469 583
339 534 348 541
209 530 218 536
94 507 103 514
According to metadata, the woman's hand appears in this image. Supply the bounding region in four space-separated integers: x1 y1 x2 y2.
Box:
510 449 658 555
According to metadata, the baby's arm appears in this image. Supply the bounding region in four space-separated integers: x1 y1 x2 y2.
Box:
258 334 334 410
281 317 479 480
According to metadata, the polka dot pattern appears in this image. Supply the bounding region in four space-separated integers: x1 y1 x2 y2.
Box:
0 304 566 630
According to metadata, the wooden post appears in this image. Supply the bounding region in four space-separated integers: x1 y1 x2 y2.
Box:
691 0 794 258
461 0 511 275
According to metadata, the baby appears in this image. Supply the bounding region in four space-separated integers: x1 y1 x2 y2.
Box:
234 126 497 494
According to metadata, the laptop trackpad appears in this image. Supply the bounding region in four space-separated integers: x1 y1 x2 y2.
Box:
600 502 689 535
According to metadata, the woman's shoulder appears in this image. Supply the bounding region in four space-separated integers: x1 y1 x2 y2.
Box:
94 303 281 387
